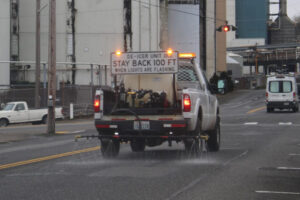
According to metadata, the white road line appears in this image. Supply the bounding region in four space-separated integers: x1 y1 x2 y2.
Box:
223 150 248 166
289 153 300 156
279 122 292 126
244 122 258 125
71 130 85 134
255 191 300 195
276 167 300 171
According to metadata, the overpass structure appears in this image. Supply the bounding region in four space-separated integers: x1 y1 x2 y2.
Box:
228 43 300 74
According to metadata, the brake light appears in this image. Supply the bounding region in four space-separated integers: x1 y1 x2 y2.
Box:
94 95 100 112
183 94 191 112
293 92 296 100
266 92 268 102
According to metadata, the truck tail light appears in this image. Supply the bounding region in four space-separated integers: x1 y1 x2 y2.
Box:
94 95 100 112
183 94 191 112
293 92 296 101
266 92 268 101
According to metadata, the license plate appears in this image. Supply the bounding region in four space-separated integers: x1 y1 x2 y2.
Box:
284 102 289 106
134 121 150 130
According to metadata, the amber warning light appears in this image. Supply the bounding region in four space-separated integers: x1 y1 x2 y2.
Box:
115 50 122 56
179 53 196 58
167 48 173 56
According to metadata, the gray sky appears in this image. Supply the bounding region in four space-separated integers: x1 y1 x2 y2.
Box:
288 0 300 19
271 0 300 19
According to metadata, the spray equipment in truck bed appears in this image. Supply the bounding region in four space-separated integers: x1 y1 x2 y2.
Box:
117 82 171 109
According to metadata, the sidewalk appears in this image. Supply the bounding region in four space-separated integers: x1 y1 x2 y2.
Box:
216 89 244 105
0 118 93 144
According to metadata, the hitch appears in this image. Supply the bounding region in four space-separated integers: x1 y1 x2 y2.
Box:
74 135 99 142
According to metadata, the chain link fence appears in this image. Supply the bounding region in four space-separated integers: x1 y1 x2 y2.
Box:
0 85 108 118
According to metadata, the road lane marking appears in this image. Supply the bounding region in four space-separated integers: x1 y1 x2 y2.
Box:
55 130 85 134
260 166 300 171
0 146 100 170
247 106 266 114
223 150 248 166
276 167 300 171
244 122 258 125
279 122 292 126
255 191 300 195
289 153 300 156
56 131 70 134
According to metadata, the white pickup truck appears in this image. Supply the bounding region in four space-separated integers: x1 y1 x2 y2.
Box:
93 51 220 157
0 101 64 127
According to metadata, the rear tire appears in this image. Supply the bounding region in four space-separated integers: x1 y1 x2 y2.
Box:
0 119 8 127
293 106 298 113
207 117 221 152
42 115 47 124
130 139 146 152
100 139 120 158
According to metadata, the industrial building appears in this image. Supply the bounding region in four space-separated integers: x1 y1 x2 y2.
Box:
236 0 269 40
0 0 10 89
227 0 300 78
0 0 226 87
7 0 162 86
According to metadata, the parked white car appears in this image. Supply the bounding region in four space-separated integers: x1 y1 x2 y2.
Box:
0 101 64 127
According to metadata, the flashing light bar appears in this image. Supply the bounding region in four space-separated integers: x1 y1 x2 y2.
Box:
179 53 196 58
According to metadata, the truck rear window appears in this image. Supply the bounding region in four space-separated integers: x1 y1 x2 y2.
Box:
269 81 292 93
178 66 199 82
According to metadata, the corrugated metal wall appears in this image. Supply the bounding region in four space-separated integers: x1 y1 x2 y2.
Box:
0 0 10 88
269 16 296 44
236 0 268 39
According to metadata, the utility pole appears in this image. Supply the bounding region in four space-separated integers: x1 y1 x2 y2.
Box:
35 0 41 109
214 0 216 74
47 0 56 135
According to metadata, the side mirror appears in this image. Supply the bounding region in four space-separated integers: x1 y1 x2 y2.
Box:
210 84 218 94
0 103 5 110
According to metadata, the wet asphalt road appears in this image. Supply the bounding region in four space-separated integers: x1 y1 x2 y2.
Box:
0 89 300 200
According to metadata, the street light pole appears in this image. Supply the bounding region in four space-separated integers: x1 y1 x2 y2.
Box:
47 0 56 135
35 0 41 109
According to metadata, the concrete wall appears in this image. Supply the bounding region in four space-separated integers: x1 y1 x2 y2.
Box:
0 0 10 88
228 38 265 47
216 0 227 73
16 0 161 86
132 0 160 51
226 0 236 47
168 4 200 64
18 0 68 83
74 0 124 85
206 0 215 79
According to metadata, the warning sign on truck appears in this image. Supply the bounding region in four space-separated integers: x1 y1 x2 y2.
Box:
111 51 178 74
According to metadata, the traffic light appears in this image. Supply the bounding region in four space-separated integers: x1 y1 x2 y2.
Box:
216 22 237 32
223 25 230 32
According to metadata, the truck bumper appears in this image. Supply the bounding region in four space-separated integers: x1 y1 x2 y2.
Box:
266 101 298 109
95 119 194 140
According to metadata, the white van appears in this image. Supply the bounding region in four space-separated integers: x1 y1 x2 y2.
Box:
266 74 299 112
